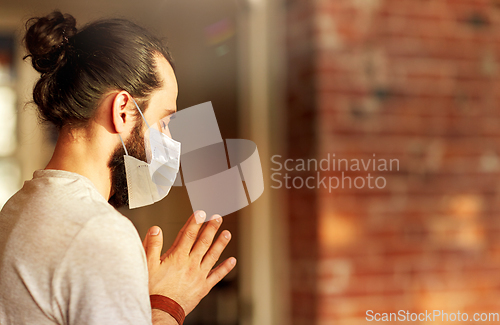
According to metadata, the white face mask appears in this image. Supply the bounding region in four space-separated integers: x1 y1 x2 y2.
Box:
119 99 181 209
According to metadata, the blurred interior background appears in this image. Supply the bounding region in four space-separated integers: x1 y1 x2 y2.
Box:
2 0 500 324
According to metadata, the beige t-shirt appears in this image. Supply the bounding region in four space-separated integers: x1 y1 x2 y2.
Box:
0 169 152 324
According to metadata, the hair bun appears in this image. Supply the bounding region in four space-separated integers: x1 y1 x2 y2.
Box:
24 11 77 74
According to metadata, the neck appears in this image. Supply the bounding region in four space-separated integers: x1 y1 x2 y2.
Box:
45 126 113 201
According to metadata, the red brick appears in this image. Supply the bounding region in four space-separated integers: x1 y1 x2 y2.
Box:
286 0 500 323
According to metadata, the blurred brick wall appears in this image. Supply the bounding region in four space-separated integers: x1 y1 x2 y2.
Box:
286 0 500 324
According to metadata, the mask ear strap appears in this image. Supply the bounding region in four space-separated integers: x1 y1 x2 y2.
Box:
118 134 129 156
118 97 147 157
131 98 150 129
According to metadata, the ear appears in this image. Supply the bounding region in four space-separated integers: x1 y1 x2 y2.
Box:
111 91 134 134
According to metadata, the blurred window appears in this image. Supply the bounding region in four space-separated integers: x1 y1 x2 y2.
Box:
0 35 20 208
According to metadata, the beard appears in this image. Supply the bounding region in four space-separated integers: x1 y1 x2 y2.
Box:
108 119 147 209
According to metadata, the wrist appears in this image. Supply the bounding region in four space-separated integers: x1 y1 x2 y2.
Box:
152 309 177 325
150 295 185 325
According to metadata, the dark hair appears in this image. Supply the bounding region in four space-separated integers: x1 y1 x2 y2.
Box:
24 11 173 129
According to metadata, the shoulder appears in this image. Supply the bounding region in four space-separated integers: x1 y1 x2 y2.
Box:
72 210 142 256
62 209 144 267
51 211 151 325
53 208 149 302
0 170 144 270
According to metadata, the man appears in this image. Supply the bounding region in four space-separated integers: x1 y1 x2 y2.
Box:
0 11 235 325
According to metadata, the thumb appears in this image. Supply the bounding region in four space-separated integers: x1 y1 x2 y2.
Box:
144 226 163 266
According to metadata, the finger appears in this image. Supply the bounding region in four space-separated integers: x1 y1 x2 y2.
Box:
160 211 200 261
175 210 206 255
160 211 207 261
143 226 159 251
206 257 237 288
195 220 210 242
200 230 231 270
160 219 193 262
144 226 163 266
170 212 196 250
190 215 223 259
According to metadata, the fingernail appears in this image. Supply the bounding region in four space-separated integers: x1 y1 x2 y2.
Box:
230 257 237 266
195 211 206 224
224 231 231 239
215 215 222 223
150 227 160 236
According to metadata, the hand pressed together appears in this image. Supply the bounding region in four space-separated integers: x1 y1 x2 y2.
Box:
142 210 236 316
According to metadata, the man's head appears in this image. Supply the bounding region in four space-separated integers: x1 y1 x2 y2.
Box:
24 11 178 208
107 56 178 208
